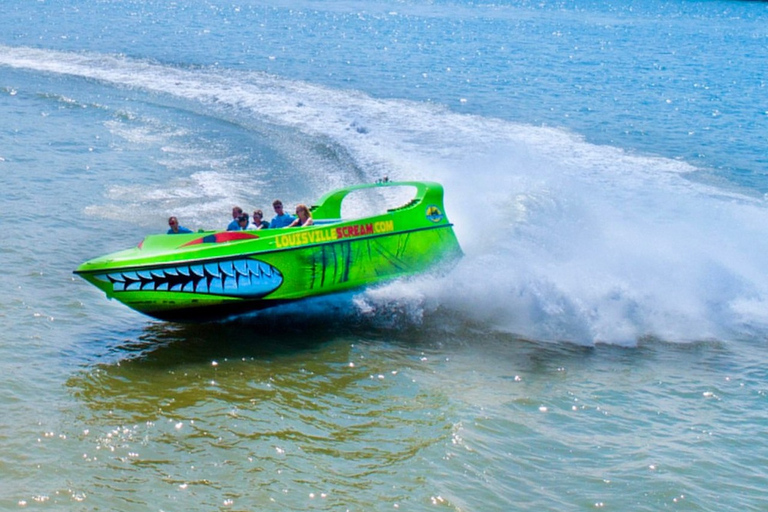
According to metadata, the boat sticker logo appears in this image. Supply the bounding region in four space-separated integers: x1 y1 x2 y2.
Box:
94 258 282 298
426 205 444 223
274 221 395 249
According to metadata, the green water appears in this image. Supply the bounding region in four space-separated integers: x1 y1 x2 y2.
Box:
5 316 765 510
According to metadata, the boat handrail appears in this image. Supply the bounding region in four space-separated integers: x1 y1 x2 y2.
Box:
310 181 443 220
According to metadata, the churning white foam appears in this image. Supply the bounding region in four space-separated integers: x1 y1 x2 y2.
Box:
4 45 768 344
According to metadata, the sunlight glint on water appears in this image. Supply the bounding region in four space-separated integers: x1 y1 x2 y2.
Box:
1 1 768 510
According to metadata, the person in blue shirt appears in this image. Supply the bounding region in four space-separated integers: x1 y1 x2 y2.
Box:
269 199 295 228
227 206 244 231
167 216 193 234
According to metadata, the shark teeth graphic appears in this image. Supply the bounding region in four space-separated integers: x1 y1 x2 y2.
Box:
96 258 283 298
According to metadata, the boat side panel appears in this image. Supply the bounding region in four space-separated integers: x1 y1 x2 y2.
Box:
259 225 462 300
79 225 460 321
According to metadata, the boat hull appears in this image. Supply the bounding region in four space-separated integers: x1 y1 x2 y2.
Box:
75 181 462 322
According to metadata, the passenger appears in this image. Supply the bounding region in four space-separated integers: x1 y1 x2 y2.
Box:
288 204 314 227
269 199 295 228
251 209 270 230
234 213 254 231
167 216 193 234
227 206 244 231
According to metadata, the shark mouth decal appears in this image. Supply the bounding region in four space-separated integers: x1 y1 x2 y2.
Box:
94 258 283 298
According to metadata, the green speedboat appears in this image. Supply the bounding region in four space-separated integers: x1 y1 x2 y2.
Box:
75 181 462 322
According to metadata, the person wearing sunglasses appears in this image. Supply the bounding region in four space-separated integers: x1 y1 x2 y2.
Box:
269 199 295 228
288 204 314 227
234 213 255 230
251 209 270 230
167 216 193 234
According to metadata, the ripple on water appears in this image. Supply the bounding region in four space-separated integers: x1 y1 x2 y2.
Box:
54 325 465 509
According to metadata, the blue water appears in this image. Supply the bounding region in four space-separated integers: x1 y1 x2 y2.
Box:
2 1 768 510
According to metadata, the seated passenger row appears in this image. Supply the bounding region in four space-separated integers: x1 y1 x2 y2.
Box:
167 199 313 234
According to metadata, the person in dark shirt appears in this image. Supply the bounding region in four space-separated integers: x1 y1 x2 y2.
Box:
251 209 270 230
288 204 314 227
